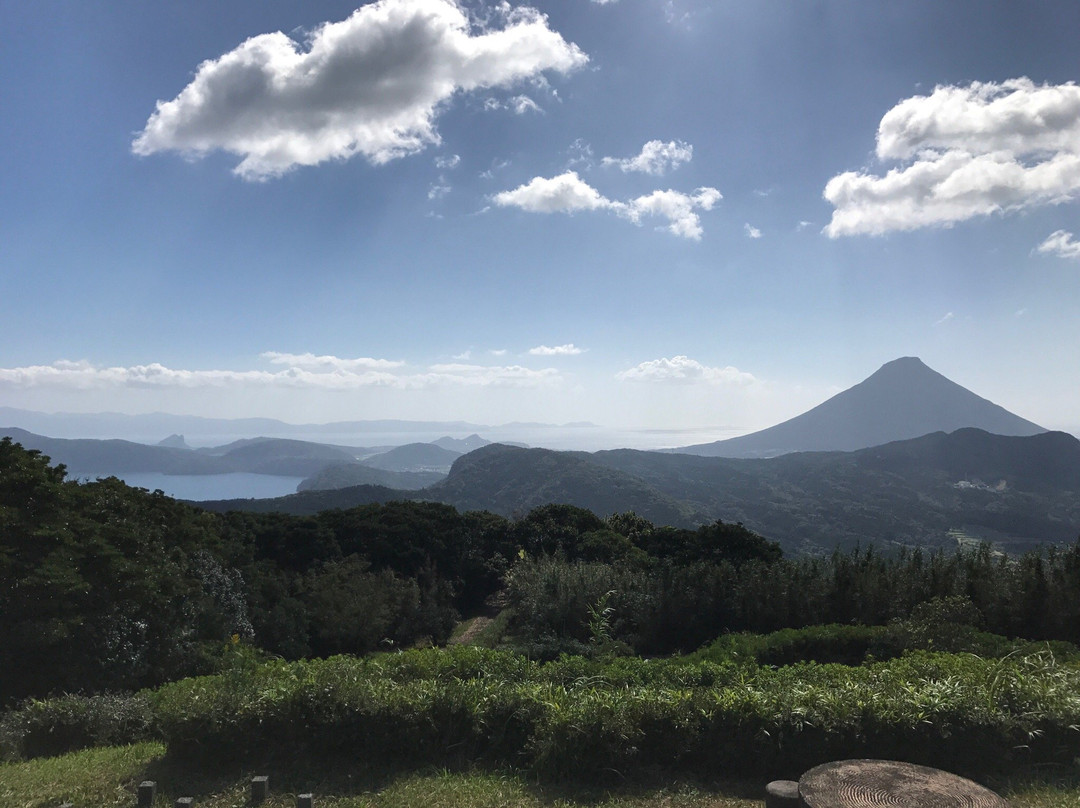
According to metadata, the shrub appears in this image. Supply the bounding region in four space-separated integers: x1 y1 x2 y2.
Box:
0 692 159 760
150 645 1080 778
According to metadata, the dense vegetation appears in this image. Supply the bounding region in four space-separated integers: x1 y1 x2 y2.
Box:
4 435 1080 801
4 436 1080 705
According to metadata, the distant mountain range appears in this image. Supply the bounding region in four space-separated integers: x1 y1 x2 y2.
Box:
199 429 1080 554
0 428 364 478
0 427 478 489
191 359 1075 553
0 407 588 442
675 357 1046 457
6 356 1076 554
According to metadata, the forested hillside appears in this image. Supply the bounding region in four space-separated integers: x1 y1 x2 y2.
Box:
4 436 1080 705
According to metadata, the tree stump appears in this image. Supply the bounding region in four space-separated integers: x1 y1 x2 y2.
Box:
765 779 801 808
799 759 1008 808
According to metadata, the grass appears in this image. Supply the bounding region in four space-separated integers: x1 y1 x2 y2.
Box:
0 742 1076 808
0 741 164 808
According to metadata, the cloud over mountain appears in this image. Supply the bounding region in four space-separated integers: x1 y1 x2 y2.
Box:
132 0 586 179
825 78 1080 236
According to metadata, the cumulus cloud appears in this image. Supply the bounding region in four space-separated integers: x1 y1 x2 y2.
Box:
493 171 612 213
602 139 693 175
1037 229 1080 259
876 78 1080 160
0 354 560 391
132 0 587 179
528 343 584 356
825 78 1080 237
616 356 757 385
744 223 762 239
434 153 460 169
622 187 721 239
493 171 721 239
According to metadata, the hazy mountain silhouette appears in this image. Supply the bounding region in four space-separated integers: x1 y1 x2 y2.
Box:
0 429 358 478
297 463 445 492
432 434 491 453
676 357 1046 458
361 442 462 473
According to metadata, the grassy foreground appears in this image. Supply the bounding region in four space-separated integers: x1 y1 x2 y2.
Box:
2 742 1078 808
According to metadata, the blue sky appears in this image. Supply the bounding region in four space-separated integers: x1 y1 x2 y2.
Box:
2 0 1078 441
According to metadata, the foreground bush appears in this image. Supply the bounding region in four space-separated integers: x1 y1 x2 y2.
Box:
0 692 159 760
152 646 1080 778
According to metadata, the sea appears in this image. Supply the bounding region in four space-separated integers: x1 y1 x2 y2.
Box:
69 471 306 501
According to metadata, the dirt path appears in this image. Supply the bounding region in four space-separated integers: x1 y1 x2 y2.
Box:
448 616 494 645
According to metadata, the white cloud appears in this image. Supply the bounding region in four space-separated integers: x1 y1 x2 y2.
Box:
934 312 955 326
434 153 460 169
483 94 544 114
1037 229 1080 259
566 138 594 169
528 343 584 356
616 356 758 385
622 187 721 239
602 139 693 175
132 0 587 179
510 95 542 115
876 78 1080 160
825 79 1080 237
0 354 561 391
493 171 612 213
489 348 508 356
428 183 451 199
493 172 721 239
421 363 559 387
744 223 762 239
260 352 404 370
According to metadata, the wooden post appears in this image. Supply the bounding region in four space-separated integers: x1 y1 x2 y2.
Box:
251 775 269 805
138 781 157 808
298 795 315 808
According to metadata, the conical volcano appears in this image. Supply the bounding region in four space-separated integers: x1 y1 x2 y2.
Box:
676 357 1046 458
